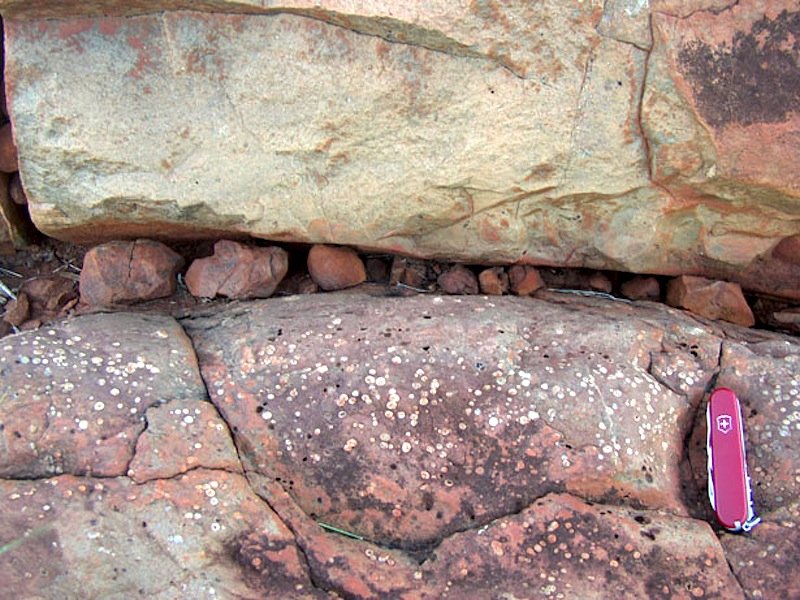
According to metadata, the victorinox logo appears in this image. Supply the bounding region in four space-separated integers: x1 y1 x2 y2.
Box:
716 414 733 434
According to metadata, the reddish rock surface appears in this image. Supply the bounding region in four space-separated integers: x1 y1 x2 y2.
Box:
478 267 508 295
79 239 184 307
622 276 662 301
0 313 207 477
508 264 545 296
689 340 800 515
307 244 366 291
184 240 288 299
0 470 321 599
720 505 800 600
127 399 242 483
772 234 800 265
437 264 479 294
666 275 755 327
0 123 17 173
686 338 800 599
185 293 732 550
1 291 797 598
415 493 739 598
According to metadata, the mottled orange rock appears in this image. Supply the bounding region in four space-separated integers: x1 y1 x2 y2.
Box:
438 264 479 294
79 239 183 307
508 265 544 296
478 267 508 295
185 240 288 299
307 244 366 291
666 275 755 327
6 3 798 299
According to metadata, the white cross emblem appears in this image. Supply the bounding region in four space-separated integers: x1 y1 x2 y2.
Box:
716 414 733 434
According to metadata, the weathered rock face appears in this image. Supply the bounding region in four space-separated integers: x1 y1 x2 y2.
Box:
185 293 725 549
0 313 207 477
0 471 322 599
0 293 798 598
3 1 799 298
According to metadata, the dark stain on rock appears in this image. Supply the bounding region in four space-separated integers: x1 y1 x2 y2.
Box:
224 531 304 593
678 10 800 128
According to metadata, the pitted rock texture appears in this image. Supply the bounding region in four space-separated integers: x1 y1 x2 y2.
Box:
1 293 799 598
185 292 755 550
414 493 739 599
720 503 800 600
0 470 322 599
0 313 206 477
4 1 799 298
686 338 800 599
250 474 743 600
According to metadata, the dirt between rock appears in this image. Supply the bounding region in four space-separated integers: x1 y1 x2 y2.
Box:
0 238 798 599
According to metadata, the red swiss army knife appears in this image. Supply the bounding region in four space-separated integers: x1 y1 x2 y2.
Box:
706 387 760 532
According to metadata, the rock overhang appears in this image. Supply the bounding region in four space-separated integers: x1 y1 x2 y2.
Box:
0 0 797 300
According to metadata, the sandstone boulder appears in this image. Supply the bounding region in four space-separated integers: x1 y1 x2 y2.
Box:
307 244 366 291
1 290 797 598
508 264 544 296
666 275 755 327
478 266 508 295
184 240 288 299
79 239 184 307
437 264 478 294
622 275 662 301
642 1 800 299
5 2 798 298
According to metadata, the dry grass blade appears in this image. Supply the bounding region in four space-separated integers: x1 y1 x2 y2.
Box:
0 279 17 300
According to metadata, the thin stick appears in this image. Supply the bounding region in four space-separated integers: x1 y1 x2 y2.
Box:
546 288 631 303
0 280 16 300
396 282 432 293
0 266 22 278
317 521 365 541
